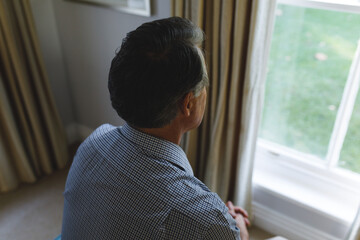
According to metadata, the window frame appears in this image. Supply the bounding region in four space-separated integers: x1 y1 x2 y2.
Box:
327 41 360 168
253 0 360 233
278 0 360 13
262 0 360 174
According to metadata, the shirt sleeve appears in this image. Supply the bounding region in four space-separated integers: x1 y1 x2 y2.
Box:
203 213 241 240
158 208 241 240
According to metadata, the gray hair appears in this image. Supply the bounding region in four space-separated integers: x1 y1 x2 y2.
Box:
109 17 209 128
192 47 209 97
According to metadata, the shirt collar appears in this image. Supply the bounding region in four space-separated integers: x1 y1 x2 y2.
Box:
119 123 194 175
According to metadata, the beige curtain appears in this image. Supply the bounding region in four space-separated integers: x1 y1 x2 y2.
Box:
0 0 68 192
173 0 276 213
174 0 253 204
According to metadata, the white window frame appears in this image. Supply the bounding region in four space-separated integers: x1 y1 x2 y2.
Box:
269 0 360 172
253 0 360 238
327 40 360 168
278 0 360 13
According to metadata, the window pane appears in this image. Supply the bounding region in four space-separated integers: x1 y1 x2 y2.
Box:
259 4 360 159
339 91 360 173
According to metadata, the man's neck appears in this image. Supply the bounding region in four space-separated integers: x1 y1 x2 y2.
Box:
135 122 184 145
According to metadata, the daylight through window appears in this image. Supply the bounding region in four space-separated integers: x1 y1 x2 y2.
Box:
259 1 360 174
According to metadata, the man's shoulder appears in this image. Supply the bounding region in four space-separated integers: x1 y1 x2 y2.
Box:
90 123 118 139
79 124 120 148
72 123 124 163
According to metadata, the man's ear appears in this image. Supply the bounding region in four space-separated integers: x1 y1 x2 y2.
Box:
180 92 194 117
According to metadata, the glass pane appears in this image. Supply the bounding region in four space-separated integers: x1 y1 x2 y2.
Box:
259 4 360 159
339 91 360 173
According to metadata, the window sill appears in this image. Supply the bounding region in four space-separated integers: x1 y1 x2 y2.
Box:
252 140 360 239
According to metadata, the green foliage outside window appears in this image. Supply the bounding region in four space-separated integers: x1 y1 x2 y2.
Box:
260 4 360 173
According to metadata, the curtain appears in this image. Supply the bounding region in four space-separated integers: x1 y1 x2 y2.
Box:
0 0 68 192
172 0 276 213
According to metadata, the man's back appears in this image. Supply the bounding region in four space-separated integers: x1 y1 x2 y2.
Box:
61 124 239 239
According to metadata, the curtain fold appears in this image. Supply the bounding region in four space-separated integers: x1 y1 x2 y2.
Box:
172 0 276 213
234 0 277 212
0 0 68 192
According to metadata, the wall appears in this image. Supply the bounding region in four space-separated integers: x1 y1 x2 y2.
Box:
30 0 75 127
30 0 171 141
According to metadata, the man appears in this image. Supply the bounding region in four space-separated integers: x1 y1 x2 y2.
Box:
61 17 249 239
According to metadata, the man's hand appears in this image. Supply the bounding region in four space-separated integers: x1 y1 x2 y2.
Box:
226 201 250 240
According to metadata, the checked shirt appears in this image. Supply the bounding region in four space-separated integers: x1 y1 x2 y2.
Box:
61 124 240 239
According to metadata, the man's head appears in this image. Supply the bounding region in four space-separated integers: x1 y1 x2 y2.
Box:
108 17 208 129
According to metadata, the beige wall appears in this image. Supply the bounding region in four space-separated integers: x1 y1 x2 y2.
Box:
30 0 75 127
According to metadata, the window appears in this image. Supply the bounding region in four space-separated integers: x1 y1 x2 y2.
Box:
253 0 360 238
260 0 360 174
